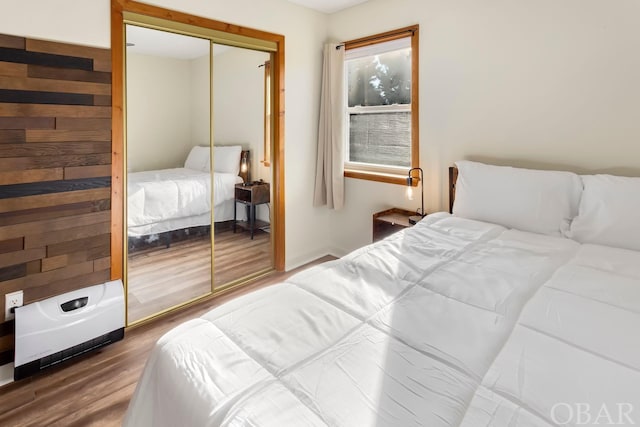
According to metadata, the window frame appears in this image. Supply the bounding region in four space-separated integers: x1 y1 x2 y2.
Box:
343 25 419 186
262 59 271 167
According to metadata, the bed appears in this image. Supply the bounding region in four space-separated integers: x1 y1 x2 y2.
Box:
124 161 640 426
127 145 249 238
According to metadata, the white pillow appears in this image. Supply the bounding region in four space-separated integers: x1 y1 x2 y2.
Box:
453 160 582 236
184 146 210 172
213 145 242 175
569 174 640 251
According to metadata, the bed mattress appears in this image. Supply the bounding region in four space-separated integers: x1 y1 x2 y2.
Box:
123 213 640 426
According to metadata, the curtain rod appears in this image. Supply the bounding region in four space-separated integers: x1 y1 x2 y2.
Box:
336 27 416 50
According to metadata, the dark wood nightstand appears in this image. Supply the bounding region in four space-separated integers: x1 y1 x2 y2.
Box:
234 182 270 240
372 208 416 242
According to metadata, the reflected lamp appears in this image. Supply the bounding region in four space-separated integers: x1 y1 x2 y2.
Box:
240 151 250 181
406 167 425 225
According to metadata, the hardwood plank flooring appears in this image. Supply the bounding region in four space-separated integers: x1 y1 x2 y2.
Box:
0 255 335 427
127 229 271 323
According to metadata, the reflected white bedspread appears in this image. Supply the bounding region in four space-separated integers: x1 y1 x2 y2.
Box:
124 213 640 426
127 168 241 235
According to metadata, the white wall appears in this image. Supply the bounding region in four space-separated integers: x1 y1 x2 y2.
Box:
213 47 271 221
126 53 196 172
326 0 640 255
0 0 331 270
190 54 212 147
213 47 270 181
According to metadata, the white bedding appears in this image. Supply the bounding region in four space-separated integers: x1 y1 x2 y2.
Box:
124 213 640 426
127 168 242 236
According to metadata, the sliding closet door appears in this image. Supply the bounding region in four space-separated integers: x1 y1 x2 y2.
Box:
125 25 213 324
211 45 274 289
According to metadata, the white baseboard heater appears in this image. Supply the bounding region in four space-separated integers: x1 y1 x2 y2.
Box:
14 280 125 381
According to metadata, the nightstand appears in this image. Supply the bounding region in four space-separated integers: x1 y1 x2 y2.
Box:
372 208 417 242
234 182 270 239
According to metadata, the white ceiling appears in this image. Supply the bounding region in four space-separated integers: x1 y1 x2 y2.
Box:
126 25 234 59
285 0 369 14
126 25 211 59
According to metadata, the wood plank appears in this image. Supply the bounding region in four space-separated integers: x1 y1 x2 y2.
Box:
0 117 55 130
26 259 41 274
0 61 27 77
93 95 112 106
26 268 109 302
0 177 110 200
0 103 111 118
0 48 93 71
25 39 110 63
0 153 111 171
0 248 46 269
55 118 111 131
93 57 112 73
0 89 94 106
26 129 111 142
64 165 111 180
25 222 110 249
0 130 25 143
0 141 111 157
41 254 69 272
0 188 111 214
20 261 97 301
0 237 23 254
93 256 110 272
47 233 110 258
0 263 26 281
28 65 111 84
0 199 110 227
0 35 25 50
0 76 111 96
0 333 13 353
0 168 64 185
42 243 110 272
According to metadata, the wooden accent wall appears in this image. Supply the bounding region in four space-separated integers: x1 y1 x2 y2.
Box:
0 34 111 365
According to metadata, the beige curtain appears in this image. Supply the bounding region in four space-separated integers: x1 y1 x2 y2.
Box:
313 43 345 209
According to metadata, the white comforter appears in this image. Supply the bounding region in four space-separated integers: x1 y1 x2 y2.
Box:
128 168 240 231
124 213 640 426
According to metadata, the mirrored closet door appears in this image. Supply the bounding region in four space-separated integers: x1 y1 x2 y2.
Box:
125 25 213 323
124 23 276 325
211 44 272 287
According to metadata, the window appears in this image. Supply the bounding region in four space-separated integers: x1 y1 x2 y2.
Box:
344 26 418 184
262 60 271 167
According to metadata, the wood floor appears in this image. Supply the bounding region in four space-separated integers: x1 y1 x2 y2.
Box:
0 255 335 427
128 229 271 322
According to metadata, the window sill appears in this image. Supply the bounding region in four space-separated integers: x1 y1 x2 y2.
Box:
344 169 415 186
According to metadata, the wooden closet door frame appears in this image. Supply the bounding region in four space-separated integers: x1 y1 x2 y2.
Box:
110 0 286 292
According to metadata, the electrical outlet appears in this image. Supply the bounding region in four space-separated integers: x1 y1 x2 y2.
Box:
5 290 23 321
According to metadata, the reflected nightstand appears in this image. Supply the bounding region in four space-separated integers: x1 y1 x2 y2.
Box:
234 182 270 240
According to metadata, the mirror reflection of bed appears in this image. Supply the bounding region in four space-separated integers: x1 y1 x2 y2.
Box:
125 25 273 324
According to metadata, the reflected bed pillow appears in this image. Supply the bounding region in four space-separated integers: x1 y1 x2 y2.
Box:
569 174 640 251
184 146 210 172
453 160 582 236
213 145 242 176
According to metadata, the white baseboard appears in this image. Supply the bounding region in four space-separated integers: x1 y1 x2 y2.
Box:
286 248 335 272
0 363 14 387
